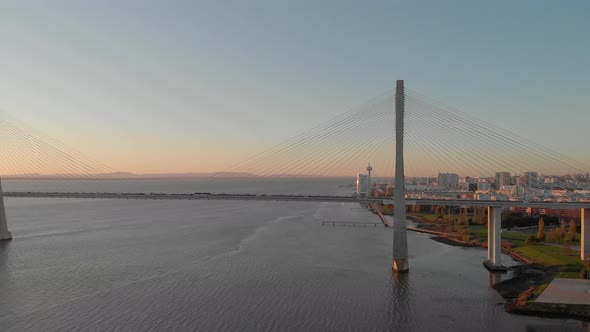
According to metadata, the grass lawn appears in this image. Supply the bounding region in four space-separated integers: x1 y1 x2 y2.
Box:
513 245 584 279
513 245 586 303
513 245 580 266
469 225 487 242
468 226 530 247
468 226 585 279
502 232 530 247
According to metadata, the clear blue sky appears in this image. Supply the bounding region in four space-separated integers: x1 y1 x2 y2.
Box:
1 1 589 172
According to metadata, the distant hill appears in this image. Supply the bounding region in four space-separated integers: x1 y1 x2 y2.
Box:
0 172 358 180
1 172 257 180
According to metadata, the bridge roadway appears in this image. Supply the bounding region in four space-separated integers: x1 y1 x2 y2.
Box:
3 192 590 209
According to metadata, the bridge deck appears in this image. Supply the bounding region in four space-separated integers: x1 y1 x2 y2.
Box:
3 192 590 209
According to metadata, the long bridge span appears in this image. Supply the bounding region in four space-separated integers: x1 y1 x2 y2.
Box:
4 191 590 210
1 79 589 273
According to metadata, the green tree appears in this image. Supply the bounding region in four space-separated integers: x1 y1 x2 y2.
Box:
434 206 447 220
537 218 546 242
458 209 468 226
568 219 577 242
560 221 567 241
412 205 422 213
526 234 536 246
477 207 487 224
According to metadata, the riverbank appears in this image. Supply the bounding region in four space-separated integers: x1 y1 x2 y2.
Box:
407 226 482 247
407 225 529 260
497 266 590 320
407 214 590 321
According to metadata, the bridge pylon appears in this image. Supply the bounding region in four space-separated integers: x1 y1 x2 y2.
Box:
392 80 408 273
0 178 12 241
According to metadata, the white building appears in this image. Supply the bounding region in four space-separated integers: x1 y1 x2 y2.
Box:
356 174 368 196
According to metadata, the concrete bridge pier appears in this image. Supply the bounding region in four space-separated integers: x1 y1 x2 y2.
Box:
392 80 408 273
484 206 504 271
0 179 12 241
582 208 589 261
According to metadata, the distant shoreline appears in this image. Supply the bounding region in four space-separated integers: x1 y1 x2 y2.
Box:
0 174 356 180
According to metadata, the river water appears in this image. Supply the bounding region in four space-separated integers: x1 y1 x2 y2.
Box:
0 180 588 331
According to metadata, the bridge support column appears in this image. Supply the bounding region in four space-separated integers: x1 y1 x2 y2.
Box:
487 207 493 261
392 80 408 273
582 208 590 261
0 178 12 241
484 206 505 271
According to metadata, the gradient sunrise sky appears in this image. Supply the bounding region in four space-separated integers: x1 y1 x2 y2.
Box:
1 1 589 174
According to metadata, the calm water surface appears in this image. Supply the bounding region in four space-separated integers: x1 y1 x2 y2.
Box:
0 180 587 331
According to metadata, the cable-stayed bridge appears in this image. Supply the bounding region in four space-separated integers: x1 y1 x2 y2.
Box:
1 80 589 273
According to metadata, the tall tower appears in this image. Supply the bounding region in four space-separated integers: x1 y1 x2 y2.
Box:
0 177 12 241
367 163 373 195
393 80 408 272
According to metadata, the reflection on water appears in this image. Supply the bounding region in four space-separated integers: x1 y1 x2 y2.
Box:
488 271 504 287
0 241 9 270
0 198 586 331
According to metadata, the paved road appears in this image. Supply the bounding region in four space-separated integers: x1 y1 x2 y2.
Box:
536 278 590 305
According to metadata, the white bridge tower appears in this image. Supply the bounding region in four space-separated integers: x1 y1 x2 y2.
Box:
393 80 408 272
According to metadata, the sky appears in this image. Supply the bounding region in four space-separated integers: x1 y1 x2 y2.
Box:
1 1 589 174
